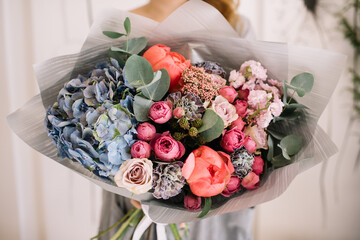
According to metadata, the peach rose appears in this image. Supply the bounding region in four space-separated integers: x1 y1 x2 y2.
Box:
182 146 234 197
143 44 190 92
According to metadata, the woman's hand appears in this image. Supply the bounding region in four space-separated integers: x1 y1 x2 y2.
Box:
130 199 142 209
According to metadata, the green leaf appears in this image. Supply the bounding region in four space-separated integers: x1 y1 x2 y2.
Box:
267 135 274 161
282 78 288 104
123 37 147 55
271 154 292 167
287 72 314 97
133 94 154 122
199 117 224 142
124 55 154 88
102 31 125 39
198 110 224 142
266 129 285 140
279 134 303 157
138 69 170 101
108 50 125 66
111 37 148 55
124 17 131 36
198 197 212 218
274 111 301 121
285 103 309 110
198 110 220 133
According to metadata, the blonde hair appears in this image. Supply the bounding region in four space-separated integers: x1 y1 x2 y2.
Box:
203 0 240 26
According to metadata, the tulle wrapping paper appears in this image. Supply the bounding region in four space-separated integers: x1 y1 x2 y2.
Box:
7 1 346 223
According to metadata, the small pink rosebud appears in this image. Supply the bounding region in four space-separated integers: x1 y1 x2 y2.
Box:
184 194 201 211
243 136 257 153
241 172 259 190
137 123 156 141
149 101 172 124
131 141 151 158
233 100 248 118
220 128 245 153
219 86 238 103
230 117 246 131
221 176 241 197
252 156 264 175
173 107 185 119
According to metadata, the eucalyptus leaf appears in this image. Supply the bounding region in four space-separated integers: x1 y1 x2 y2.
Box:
198 110 220 133
266 129 285 140
124 55 154 88
287 72 314 97
111 37 148 56
102 31 125 39
108 50 125 66
133 94 154 122
124 17 131 36
138 69 170 101
279 134 303 156
271 154 292 167
198 197 212 218
282 78 288 104
285 103 309 110
267 135 274 161
274 111 301 121
199 115 224 142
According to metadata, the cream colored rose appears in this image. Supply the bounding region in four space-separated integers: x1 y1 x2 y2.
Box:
114 158 153 194
211 95 238 127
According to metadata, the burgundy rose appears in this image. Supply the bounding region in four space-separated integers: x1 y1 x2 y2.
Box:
222 176 242 197
131 141 151 158
252 156 264 175
233 100 248 118
220 128 246 153
151 132 184 161
137 123 156 141
149 101 172 124
184 194 201 211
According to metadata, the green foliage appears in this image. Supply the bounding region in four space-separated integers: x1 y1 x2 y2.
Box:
138 69 170 101
198 197 212 218
124 17 131 36
133 94 154 122
110 37 147 55
278 134 303 160
285 72 314 97
198 110 224 142
102 31 125 39
124 55 154 88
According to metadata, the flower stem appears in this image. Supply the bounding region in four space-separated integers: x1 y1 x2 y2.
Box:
90 208 136 240
169 223 182 240
110 208 142 240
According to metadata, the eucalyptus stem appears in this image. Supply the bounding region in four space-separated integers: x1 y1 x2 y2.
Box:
169 224 182 240
90 208 136 240
110 208 142 240
247 103 271 121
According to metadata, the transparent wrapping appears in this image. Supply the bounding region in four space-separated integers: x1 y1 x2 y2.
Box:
7 1 346 223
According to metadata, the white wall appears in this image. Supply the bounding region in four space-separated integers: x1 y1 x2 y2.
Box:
1 0 359 239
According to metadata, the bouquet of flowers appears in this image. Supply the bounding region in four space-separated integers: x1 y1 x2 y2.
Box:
7 1 346 239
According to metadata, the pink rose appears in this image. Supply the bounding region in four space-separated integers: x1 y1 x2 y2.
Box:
184 194 201 211
131 141 151 158
230 117 246 131
222 176 241 197
211 96 238 127
173 107 185 119
241 172 259 190
244 136 257 153
219 86 238 103
149 101 172 124
152 132 184 161
229 70 245 89
220 128 245 153
252 156 264 175
233 100 248 118
244 125 268 150
114 158 153 194
137 123 156 141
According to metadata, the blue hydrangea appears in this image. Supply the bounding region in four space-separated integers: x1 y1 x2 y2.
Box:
45 59 138 179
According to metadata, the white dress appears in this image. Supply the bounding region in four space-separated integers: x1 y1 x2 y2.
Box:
98 15 256 240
